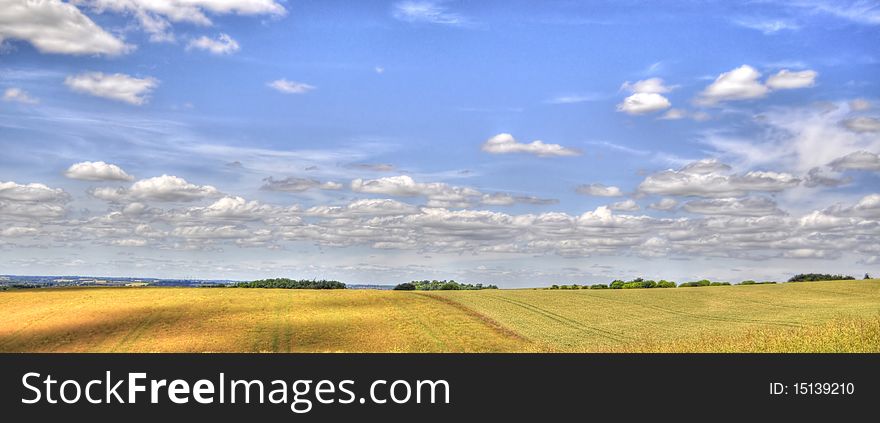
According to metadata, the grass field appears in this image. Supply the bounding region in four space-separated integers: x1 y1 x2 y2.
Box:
1 280 878 352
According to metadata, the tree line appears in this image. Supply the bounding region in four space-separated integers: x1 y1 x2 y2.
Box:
393 280 499 291
787 273 857 282
234 278 346 289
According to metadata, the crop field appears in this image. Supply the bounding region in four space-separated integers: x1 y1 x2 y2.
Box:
1 280 878 352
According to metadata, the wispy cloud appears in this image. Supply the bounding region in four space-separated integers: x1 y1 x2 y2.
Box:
392 1 469 25
544 93 603 104
733 17 800 34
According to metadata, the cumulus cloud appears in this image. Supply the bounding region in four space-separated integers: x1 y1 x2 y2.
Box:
610 199 640 212
65 72 159 105
803 167 851 187
268 79 316 94
575 184 624 197
90 175 220 202
840 117 880 133
261 177 343 192
0 181 68 202
648 198 678 211
765 69 818 90
617 78 673 115
696 65 769 105
638 159 800 197
2 87 38 104
481 133 580 157
351 175 481 208
0 0 131 55
479 193 558 206
64 161 134 181
392 1 466 25
0 181 68 220
682 196 784 217
829 151 880 171
74 0 286 42
696 65 818 105
349 175 552 208
186 33 240 55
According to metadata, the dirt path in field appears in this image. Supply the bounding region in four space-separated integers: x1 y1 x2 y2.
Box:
483 294 632 343
415 293 531 344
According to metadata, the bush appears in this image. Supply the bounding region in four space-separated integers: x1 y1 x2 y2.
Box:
679 280 711 288
788 273 854 282
656 280 676 288
738 280 777 286
609 280 626 289
440 282 461 290
710 282 731 286
393 282 415 291
590 284 609 289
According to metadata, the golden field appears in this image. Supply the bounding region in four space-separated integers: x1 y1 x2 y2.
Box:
1 280 878 352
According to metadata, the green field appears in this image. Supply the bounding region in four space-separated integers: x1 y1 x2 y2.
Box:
1 280 878 352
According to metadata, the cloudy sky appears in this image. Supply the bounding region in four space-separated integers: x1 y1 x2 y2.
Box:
1 0 879 286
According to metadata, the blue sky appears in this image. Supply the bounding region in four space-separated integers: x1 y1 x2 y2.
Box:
1 0 879 286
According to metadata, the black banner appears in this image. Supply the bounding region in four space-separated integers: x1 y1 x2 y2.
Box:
1 354 876 420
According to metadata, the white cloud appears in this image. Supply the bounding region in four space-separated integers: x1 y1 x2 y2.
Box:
374 66 385 74
392 1 466 25
0 0 131 56
697 65 818 105
186 33 240 55
74 0 286 42
351 175 480 208
704 102 880 174
576 184 624 197
0 181 68 202
660 108 687 120
765 69 818 90
638 159 800 197
65 72 159 105
0 180 68 220
261 177 343 192
696 65 769 105
840 116 880 133
617 93 672 115
2 87 38 104
64 161 134 181
268 79 316 94
648 198 678 211
682 197 784 217
481 133 580 157
621 78 672 94
829 151 880 171
90 175 220 202
849 98 871 111
610 199 640 212
617 78 673 115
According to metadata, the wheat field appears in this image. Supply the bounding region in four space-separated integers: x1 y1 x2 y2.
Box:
1 280 878 352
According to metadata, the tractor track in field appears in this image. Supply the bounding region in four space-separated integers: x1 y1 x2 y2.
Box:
587 293 804 328
416 293 530 344
483 294 632 343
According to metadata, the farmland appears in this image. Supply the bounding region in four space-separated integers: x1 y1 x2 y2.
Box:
1 280 878 352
